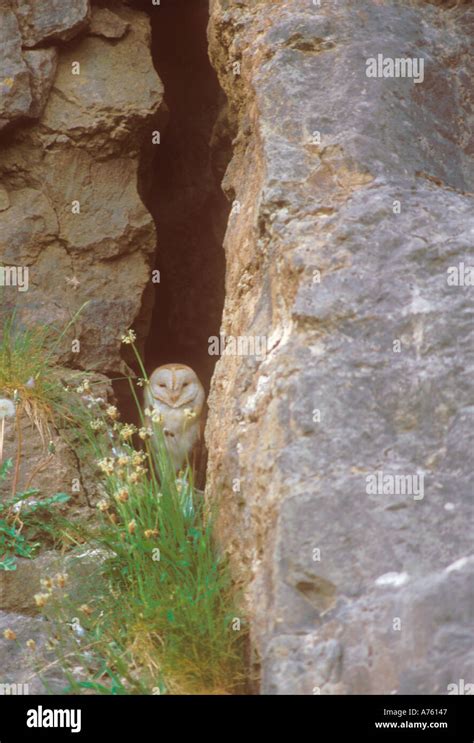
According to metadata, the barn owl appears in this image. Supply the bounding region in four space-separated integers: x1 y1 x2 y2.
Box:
144 364 205 471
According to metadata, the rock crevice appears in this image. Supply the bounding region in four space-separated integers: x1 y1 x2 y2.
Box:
0 0 472 696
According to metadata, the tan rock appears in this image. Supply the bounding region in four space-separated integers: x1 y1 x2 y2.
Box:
0 3 165 373
40 149 155 258
89 6 129 40
0 185 10 212
39 13 164 154
0 370 113 516
0 188 58 264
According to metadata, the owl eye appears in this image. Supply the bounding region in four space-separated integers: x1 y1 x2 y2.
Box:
182 382 189 387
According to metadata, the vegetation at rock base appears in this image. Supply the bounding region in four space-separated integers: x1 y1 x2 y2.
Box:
0 315 78 569
0 457 69 571
0 312 84 434
0 321 248 694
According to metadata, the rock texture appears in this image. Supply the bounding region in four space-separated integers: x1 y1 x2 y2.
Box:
0 371 113 514
0 1 163 689
12 0 90 48
0 547 107 615
0 611 66 694
0 548 106 693
1 0 472 697
206 0 474 694
0 5 40 128
0 0 165 373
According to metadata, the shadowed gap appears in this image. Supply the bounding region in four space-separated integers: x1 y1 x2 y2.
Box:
143 0 231 394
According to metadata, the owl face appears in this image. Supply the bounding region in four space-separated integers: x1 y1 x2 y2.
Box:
148 364 204 410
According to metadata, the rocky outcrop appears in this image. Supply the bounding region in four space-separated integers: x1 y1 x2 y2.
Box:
0 547 106 693
0 610 66 694
1 0 472 697
12 0 90 48
0 0 90 129
0 3 163 688
0 0 165 373
0 4 56 128
0 546 107 615
206 0 474 694
0 371 113 514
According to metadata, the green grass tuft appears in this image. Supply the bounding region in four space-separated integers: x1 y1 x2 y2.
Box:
34 337 249 694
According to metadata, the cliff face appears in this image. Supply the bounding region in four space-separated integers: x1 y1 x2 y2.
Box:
206 0 474 693
0 1 164 682
1 0 473 696
0 0 164 374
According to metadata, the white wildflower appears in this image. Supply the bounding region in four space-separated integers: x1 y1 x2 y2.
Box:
106 405 119 420
76 379 91 395
121 329 136 345
90 419 105 431
0 399 15 461
97 458 115 475
34 593 50 608
119 424 137 441
131 451 147 466
0 399 15 419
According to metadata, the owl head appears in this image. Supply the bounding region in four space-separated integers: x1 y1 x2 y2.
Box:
148 364 205 410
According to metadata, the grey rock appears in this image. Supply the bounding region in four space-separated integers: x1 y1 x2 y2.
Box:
207 0 474 694
0 547 109 693
23 48 58 119
0 611 66 694
0 548 109 615
263 636 344 695
12 0 90 48
0 10 57 129
0 7 32 128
